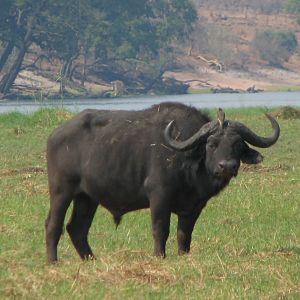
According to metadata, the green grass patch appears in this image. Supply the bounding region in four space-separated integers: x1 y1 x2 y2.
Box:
263 85 300 92
0 108 299 299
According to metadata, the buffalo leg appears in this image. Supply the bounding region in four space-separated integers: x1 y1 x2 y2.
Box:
45 192 72 264
66 193 98 260
149 197 171 258
177 211 201 255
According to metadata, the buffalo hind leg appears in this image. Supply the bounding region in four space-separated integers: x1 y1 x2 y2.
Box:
45 192 73 264
149 195 171 258
66 193 98 260
177 210 201 255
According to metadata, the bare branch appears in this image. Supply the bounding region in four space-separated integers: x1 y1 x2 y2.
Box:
20 54 51 71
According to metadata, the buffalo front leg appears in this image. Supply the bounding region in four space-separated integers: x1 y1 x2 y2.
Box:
66 193 98 260
177 210 201 255
149 196 171 258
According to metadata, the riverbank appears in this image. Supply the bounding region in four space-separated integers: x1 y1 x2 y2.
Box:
4 61 300 101
165 55 300 93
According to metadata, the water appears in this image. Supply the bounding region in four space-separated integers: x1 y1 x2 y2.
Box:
0 92 299 114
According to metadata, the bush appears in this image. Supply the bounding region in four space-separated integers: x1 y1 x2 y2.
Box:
285 0 300 24
252 30 298 67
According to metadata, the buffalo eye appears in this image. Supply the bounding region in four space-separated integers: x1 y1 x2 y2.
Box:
207 142 217 151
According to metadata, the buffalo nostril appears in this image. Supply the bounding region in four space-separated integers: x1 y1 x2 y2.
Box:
218 160 238 175
218 161 226 170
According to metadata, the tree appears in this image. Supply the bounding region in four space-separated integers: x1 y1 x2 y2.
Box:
285 0 300 24
252 30 298 67
91 0 197 92
37 0 88 93
0 0 197 97
0 0 49 95
0 0 21 72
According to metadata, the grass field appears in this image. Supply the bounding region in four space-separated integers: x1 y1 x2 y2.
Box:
0 107 299 299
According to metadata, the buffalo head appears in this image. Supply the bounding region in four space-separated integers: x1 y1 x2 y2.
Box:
164 109 280 184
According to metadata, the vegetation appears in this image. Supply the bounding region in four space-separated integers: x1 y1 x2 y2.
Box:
189 0 299 72
0 108 299 299
1 0 300 97
0 0 197 96
252 30 298 67
193 0 284 13
286 0 300 24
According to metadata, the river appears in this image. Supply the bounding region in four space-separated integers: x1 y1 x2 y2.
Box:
0 91 299 113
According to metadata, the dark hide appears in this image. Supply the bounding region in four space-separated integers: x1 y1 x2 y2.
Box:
45 102 279 263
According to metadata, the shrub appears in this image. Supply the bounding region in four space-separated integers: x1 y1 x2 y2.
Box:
252 30 298 67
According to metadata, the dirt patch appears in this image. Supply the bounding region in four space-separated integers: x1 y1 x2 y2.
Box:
0 224 18 234
0 166 46 178
241 163 289 173
254 248 298 259
55 110 73 119
96 262 176 285
165 59 300 91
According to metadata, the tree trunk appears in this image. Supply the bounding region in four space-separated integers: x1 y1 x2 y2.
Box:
0 40 15 73
59 55 79 94
65 60 73 81
65 55 78 81
81 53 87 86
59 60 70 94
0 14 35 96
143 67 166 93
59 63 66 94
0 46 27 94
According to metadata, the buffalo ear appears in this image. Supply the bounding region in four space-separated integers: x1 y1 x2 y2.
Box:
241 147 264 164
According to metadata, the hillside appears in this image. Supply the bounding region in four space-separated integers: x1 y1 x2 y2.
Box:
165 4 300 92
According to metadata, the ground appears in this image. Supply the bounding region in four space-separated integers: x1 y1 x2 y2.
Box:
165 6 300 92
165 57 300 92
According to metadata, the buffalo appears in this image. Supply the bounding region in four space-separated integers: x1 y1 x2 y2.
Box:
45 102 280 263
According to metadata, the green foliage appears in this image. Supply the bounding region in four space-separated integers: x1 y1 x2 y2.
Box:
92 0 197 82
252 30 298 67
285 0 300 13
0 0 197 95
285 0 300 23
276 31 298 51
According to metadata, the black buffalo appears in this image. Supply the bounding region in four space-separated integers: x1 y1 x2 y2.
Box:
45 102 280 263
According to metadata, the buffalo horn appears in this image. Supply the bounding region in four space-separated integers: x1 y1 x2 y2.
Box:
232 114 280 148
164 120 218 151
